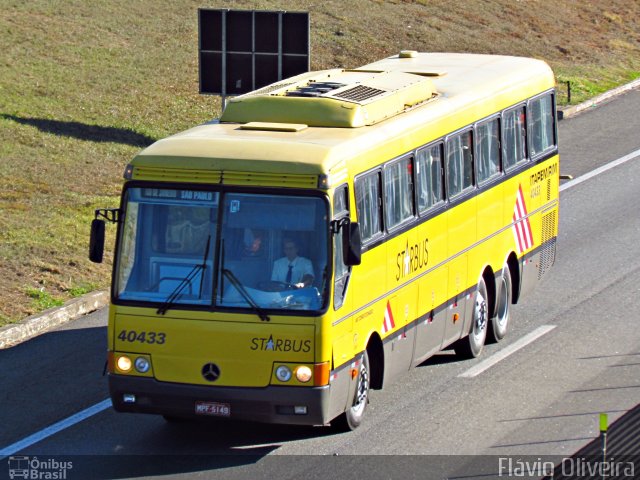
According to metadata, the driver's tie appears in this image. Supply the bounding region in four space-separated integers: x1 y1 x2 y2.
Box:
285 265 293 284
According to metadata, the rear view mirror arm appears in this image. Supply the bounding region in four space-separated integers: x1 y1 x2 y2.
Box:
95 208 121 224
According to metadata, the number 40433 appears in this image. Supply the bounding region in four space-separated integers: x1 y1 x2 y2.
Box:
117 330 166 344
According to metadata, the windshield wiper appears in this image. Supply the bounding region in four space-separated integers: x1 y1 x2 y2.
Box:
157 235 211 315
222 269 270 322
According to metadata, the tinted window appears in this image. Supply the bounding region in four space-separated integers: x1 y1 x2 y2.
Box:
476 118 501 183
333 184 349 216
446 130 474 198
384 156 414 229
333 185 350 309
529 94 555 156
355 171 382 242
416 143 444 213
333 186 349 280
503 106 527 170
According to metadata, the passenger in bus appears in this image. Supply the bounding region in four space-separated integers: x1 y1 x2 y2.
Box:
242 229 265 257
271 238 314 288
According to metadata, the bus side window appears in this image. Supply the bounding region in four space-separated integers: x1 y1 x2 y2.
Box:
355 170 383 243
383 155 414 230
503 106 527 170
476 117 501 184
333 185 350 309
528 93 556 157
416 142 444 213
446 130 474 198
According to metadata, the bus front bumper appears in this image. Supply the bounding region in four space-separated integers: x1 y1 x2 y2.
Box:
109 374 332 425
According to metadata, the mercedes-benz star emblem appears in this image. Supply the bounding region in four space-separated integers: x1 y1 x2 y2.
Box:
201 363 221 382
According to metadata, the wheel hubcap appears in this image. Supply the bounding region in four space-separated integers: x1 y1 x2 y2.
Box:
475 291 487 333
352 362 369 415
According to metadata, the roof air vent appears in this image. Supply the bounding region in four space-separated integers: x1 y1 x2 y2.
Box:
286 82 346 97
332 85 387 102
246 81 297 97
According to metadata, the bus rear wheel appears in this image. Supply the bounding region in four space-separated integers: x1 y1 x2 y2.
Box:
488 264 512 343
333 351 370 431
455 277 488 358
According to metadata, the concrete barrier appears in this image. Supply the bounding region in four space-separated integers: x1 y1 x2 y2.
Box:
559 77 640 120
0 290 109 349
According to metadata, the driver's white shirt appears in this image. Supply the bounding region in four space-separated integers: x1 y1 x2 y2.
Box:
271 256 314 285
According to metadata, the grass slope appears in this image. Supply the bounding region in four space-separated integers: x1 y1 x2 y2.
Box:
1 0 639 324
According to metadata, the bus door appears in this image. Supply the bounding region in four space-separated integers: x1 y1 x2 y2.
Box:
328 185 356 418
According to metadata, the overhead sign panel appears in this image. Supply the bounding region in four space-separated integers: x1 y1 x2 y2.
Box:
198 9 310 96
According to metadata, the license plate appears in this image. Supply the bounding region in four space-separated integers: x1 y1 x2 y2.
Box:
195 401 231 417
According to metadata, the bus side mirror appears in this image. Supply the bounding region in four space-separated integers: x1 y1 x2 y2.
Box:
89 208 120 263
89 219 106 263
343 222 362 266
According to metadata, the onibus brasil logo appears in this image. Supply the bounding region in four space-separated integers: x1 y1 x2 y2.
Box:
8 456 72 479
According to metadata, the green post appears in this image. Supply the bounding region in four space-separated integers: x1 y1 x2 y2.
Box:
599 413 608 469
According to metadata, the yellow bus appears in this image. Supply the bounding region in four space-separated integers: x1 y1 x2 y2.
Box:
90 51 559 430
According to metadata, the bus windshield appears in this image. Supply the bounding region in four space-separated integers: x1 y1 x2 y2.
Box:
217 192 328 312
114 187 329 313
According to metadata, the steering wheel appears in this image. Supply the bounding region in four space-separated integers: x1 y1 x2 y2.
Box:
259 280 294 292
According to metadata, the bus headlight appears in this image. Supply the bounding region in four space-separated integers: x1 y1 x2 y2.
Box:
134 357 150 373
295 365 312 383
116 355 132 372
275 365 292 382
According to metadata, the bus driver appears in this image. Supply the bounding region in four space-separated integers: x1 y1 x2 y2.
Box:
271 238 314 288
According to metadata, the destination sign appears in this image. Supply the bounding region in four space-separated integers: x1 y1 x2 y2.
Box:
140 188 218 203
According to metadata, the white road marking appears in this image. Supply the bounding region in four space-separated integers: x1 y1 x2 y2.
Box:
560 148 640 192
459 325 557 378
0 398 111 459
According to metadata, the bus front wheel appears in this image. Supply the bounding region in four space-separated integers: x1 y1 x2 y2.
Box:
455 277 488 358
333 350 370 431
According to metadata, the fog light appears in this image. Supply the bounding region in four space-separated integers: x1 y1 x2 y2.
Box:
295 365 312 383
294 406 307 415
116 355 132 372
123 394 136 404
134 357 150 373
275 365 292 382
